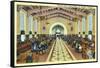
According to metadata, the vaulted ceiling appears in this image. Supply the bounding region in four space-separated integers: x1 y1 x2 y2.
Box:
18 5 95 21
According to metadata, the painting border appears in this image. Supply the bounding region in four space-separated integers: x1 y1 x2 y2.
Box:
10 1 98 67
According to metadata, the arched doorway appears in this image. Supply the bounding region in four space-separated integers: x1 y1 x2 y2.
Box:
49 22 67 35
52 25 64 34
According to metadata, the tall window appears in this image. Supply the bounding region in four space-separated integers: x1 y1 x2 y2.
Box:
28 15 33 32
82 17 86 32
88 14 93 31
20 13 24 31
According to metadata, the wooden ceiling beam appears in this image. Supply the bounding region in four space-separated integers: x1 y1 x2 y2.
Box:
31 9 81 20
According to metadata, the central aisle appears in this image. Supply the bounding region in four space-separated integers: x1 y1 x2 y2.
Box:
48 37 74 62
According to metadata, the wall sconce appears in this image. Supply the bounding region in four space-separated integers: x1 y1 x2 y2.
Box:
29 31 33 39
78 32 81 37
82 32 85 38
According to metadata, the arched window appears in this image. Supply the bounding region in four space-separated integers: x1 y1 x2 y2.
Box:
28 15 33 32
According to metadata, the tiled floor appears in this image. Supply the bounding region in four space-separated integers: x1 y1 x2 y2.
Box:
67 44 83 60
50 38 73 62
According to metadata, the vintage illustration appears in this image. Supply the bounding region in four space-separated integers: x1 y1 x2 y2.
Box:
13 1 97 66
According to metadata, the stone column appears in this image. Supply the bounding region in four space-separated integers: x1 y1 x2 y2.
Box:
92 14 95 36
34 17 38 34
85 16 89 35
75 21 78 34
37 17 41 34
17 9 20 35
25 11 29 35
82 17 86 38
80 19 82 36
32 16 34 35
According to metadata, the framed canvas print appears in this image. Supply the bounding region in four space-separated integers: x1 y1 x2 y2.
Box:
11 1 98 67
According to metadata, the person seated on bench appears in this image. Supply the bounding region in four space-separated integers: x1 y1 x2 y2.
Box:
31 38 40 54
86 47 94 59
75 41 79 52
26 51 33 63
72 40 76 48
39 39 48 54
43 40 48 53
89 42 95 58
38 40 44 54
78 43 82 53
75 40 82 53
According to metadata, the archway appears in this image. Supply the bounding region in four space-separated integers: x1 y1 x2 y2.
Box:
49 22 67 35
52 25 64 34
